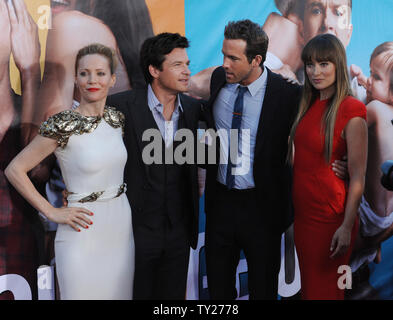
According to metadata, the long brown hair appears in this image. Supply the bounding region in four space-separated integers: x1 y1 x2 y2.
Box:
287 34 352 164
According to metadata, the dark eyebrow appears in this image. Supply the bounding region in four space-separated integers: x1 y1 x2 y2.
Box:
222 51 239 60
78 68 106 72
170 60 190 65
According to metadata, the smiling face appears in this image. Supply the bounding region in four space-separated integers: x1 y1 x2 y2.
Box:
75 53 116 104
305 58 336 95
367 53 393 104
302 0 353 48
50 0 78 16
150 47 191 94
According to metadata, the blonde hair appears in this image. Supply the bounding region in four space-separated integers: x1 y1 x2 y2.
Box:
287 34 352 164
370 41 393 96
75 43 118 75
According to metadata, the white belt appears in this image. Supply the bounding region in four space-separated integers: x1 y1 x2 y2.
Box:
67 183 127 203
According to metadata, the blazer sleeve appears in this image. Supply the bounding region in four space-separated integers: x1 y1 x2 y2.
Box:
210 66 226 98
106 90 133 117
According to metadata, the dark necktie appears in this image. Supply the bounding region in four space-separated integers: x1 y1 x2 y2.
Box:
226 85 248 189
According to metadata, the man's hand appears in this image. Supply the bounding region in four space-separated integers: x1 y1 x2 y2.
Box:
272 64 300 84
332 156 348 180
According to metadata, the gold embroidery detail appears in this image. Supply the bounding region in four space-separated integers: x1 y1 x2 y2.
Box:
67 183 126 203
115 183 127 198
38 106 125 148
78 191 105 203
104 106 125 136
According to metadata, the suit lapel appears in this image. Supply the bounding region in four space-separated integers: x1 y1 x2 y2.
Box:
179 94 192 131
178 95 199 204
254 69 279 158
205 67 227 130
127 88 159 180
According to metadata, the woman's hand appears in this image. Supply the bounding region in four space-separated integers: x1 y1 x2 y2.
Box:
330 224 352 259
48 207 94 232
7 0 41 72
0 0 11 65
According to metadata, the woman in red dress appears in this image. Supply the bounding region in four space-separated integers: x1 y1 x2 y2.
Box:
287 34 368 300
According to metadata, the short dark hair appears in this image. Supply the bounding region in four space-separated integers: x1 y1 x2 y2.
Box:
140 33 189 84
224 19 269 65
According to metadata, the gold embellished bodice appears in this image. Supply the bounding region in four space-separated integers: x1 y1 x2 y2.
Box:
38 106 125 148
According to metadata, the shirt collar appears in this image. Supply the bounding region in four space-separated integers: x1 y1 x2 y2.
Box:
225 67 268 97
243 67 268 97
147 84 183 113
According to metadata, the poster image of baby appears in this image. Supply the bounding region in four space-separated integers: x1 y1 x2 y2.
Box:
350 42 393 282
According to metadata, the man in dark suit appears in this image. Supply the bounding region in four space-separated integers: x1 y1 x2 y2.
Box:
202 19 301 300
107 33 201 299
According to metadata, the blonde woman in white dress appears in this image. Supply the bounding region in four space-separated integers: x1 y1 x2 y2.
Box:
5 43 134 300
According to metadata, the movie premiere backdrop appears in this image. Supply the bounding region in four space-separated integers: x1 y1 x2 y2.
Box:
1 0 393 300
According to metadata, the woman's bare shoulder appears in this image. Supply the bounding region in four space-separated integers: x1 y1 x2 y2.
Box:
53 10 104 29
50 10 117 47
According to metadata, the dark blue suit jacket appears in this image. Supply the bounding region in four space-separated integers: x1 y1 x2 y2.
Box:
202 66 301 234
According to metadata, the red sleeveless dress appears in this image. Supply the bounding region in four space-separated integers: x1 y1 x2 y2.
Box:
293 96 366 300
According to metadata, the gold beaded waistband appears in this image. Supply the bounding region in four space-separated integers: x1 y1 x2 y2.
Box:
67 183 127 203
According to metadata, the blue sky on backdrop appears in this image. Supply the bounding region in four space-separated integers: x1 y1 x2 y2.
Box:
185 0 393 77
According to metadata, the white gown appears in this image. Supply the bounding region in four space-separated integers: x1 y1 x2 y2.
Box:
39 107 134 300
